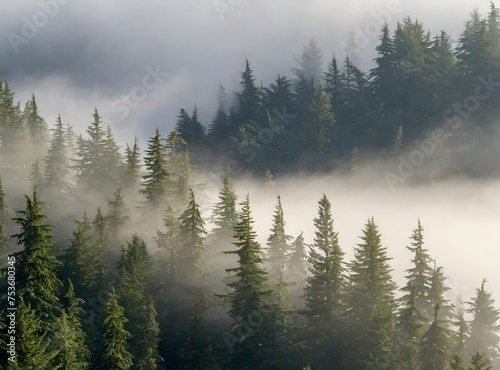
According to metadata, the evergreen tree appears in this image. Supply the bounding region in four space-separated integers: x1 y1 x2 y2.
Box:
106 187 128 238
211 169 238 237
303 194 346 367
44 115 70 194
175 107 205 146
208 86 231 148
13 189 62 323
53 280 91 370
177 189 208 289
0 174 14 222
467 279 500 366
118 235 161 370
165 131 191 208
101 289 133 370
14 297 57 369
324 54 343 108
429 264 454 325
287 232 308 300
62 213 106 301
140 128 170 208
123 137 141 189
266 195 292 286
75 109 121 190
468 352 492 370
349 147 360 174
23 94 49 156
237 59 261 124
348 218 397 366
93 206 111 266
179 310 218 370
292 38 324 84
29 159 44 189
420 304 451 370
223 195 276 369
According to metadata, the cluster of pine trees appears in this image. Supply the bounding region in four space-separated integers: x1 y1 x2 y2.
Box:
0 168 499 369
0 4 499 370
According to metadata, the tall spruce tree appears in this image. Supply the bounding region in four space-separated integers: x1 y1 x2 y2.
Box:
123 137 141 189
118 235 161 370
467 280 500 366
140 128 170 208
348 218 397 366
223 195 276 369
303 194 346 367
44 115 70 194
237 59 261 125
292 38 324 84
13 189 62 323
101 289 133 370
211 168 238 237
106 187 128 239
420 304 452 370
266 195 292 286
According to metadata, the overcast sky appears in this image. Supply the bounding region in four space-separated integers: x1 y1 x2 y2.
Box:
0 0 492 146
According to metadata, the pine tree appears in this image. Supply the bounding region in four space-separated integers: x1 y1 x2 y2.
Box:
179 310 218 370
237 59 261 124
118 235 161 370
292 38 324 84
324 54 343 107
467 279 500 366
177 189 208 289
175 107 205 146
13 189 62 324
52 280 91 370
223 195 275 369
93 206 111 266
14 297 57 369
106 187 128 238
101 289 133 370
420 304 451 370
29 159 44 189
44 115 70 194
468 352 492 370
23 94 49 156
397 222 433 369
140 128 170 208
452 298 470 366
348 218 397 365
75 109 121 190
266 195 292 286
123 137 141 189
165 131 192 207
303 194 346 367
211 168 238 237
287 232 308 301
208 86 231 148
429 264 454 325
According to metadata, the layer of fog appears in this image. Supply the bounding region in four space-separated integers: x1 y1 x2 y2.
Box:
223 174 500 306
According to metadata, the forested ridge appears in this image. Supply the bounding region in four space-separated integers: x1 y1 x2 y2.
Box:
1 4 500 370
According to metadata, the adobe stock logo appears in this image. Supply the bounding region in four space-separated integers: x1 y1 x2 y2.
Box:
7 0 71 54
110 65 169 121
340 0 402 57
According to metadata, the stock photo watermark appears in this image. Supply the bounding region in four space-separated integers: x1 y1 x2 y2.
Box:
110 64 169 121
7 0 71 54
340 0 402 57
213 0 244 22
385 73 500 191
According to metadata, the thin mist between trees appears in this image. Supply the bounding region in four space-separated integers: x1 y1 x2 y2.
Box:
0 173 499 369
0 3 499 370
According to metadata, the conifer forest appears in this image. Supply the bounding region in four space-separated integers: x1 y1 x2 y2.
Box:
2 2 500 369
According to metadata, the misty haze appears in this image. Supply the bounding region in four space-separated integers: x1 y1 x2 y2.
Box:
1 1 500 369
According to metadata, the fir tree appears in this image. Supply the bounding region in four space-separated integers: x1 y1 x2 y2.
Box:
175 107 205 146
348 218 397 366
29 159 44 189
303 194 346 367
101 289 133 370
420 304 451 370
165 131 192 208
23 94 49 156
52 280 91 370
106 187 128 238
266 195 292 286
211 168 238 237
177 189 208 289
118 235 161 370
179 310 218 370
13 189 62 324
287 232 308 300
208 86 231 148
292 38 324 84
223 195 275 369
468 352 493 370
140 128 170 208
237 59 261 124
467 279 500 366
123 137 141 189
44 115 70 193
